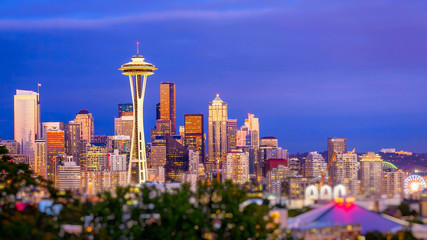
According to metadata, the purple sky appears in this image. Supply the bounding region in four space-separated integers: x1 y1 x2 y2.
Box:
0 0 426 153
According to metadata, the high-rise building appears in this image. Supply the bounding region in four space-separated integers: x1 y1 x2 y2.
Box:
260 137 278 148
149 144 167 168
305 151 327 180
35 139 47 178
108 149 127 171
74 109 94 143
119 47 157 185
327 138 347 162
83 143 107 172
382 171 406 197
42 122 64 139
188 149 200 176
284 177 317 199
150 119 172 142
164 135 189 182
110 135 131 155
267 165 292 194
114 116 133 137
46 130 65 182
118 103 133 117
236 126 249 147
360 152 383 196
0 140 20 154
160 82 176 134
227 119 238 151
184 114 205 163
329 152 358 194
14 89 41 169
289 158 301 175
245 113 260 149
208 94 228 172
223 150 249 185
57 156 80 191
64 122 81 165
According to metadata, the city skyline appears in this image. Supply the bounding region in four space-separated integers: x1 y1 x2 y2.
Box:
1 1 427 153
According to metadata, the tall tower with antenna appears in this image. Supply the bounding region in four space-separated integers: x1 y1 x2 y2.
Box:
119 43 157 185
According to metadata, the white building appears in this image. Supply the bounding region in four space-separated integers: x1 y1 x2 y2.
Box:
57 156 80 191
305 151 327 180
181 173 198 191
360 152 383 196
329 152 359 195
14 89 41 169
189 149 200 175
108 149 127 171
267 165 292 195
223 150 249 184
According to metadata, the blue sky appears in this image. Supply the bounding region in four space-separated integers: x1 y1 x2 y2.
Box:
0 0 426 153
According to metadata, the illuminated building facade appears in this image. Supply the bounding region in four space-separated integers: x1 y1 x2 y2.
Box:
208 94 228 172
382 171 406 197
46 130 65 182
119 48 157 185
284 177 317 199
149 144 166 168
184 114 205 163
0 140 20 154
227 119 237 151
150 119 172 142
57 156 80 191
260 136 278 148
64 122 81 165
84 143 107 172
360 152 383 196
35 139 47 178
267 165 291 194
160 82 176 134
329 152 358 194
327 137 347 162
165 135 189 182
108 149 127 171
305 151 327 180
42 122 63 139
74 109 94 143
14 89 40 169
114 115 133 137
223 150 249 185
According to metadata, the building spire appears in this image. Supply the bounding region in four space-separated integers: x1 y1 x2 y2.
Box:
136 42 139 55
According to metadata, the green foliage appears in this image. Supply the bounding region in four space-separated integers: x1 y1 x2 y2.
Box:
0 151 280 240
365 229 417 240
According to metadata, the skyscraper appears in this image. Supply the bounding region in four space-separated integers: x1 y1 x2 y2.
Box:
223 150 249 184
184 113 205 163
119 46 157 185
160 82 176 134
74 109 94 144
46 130 65 182
360 152 383 196
208 94 228 172
305 151 327 180
64 122 81 165
327 138 347 162
329 151 358 194
14 89 41 169
164 135 189 182
42 122 64 139
35 139 47 179
245 113 260 149
227 119 238 151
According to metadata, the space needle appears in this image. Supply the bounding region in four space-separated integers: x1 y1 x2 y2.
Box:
119 43 157 185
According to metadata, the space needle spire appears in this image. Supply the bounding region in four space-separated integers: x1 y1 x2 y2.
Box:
119 43 157 185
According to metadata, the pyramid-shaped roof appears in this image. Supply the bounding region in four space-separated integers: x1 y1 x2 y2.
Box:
212 94 223 103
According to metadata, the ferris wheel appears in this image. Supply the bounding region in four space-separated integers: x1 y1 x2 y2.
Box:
404 175 426 194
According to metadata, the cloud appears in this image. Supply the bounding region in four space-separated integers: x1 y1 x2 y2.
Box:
0 8 273 31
